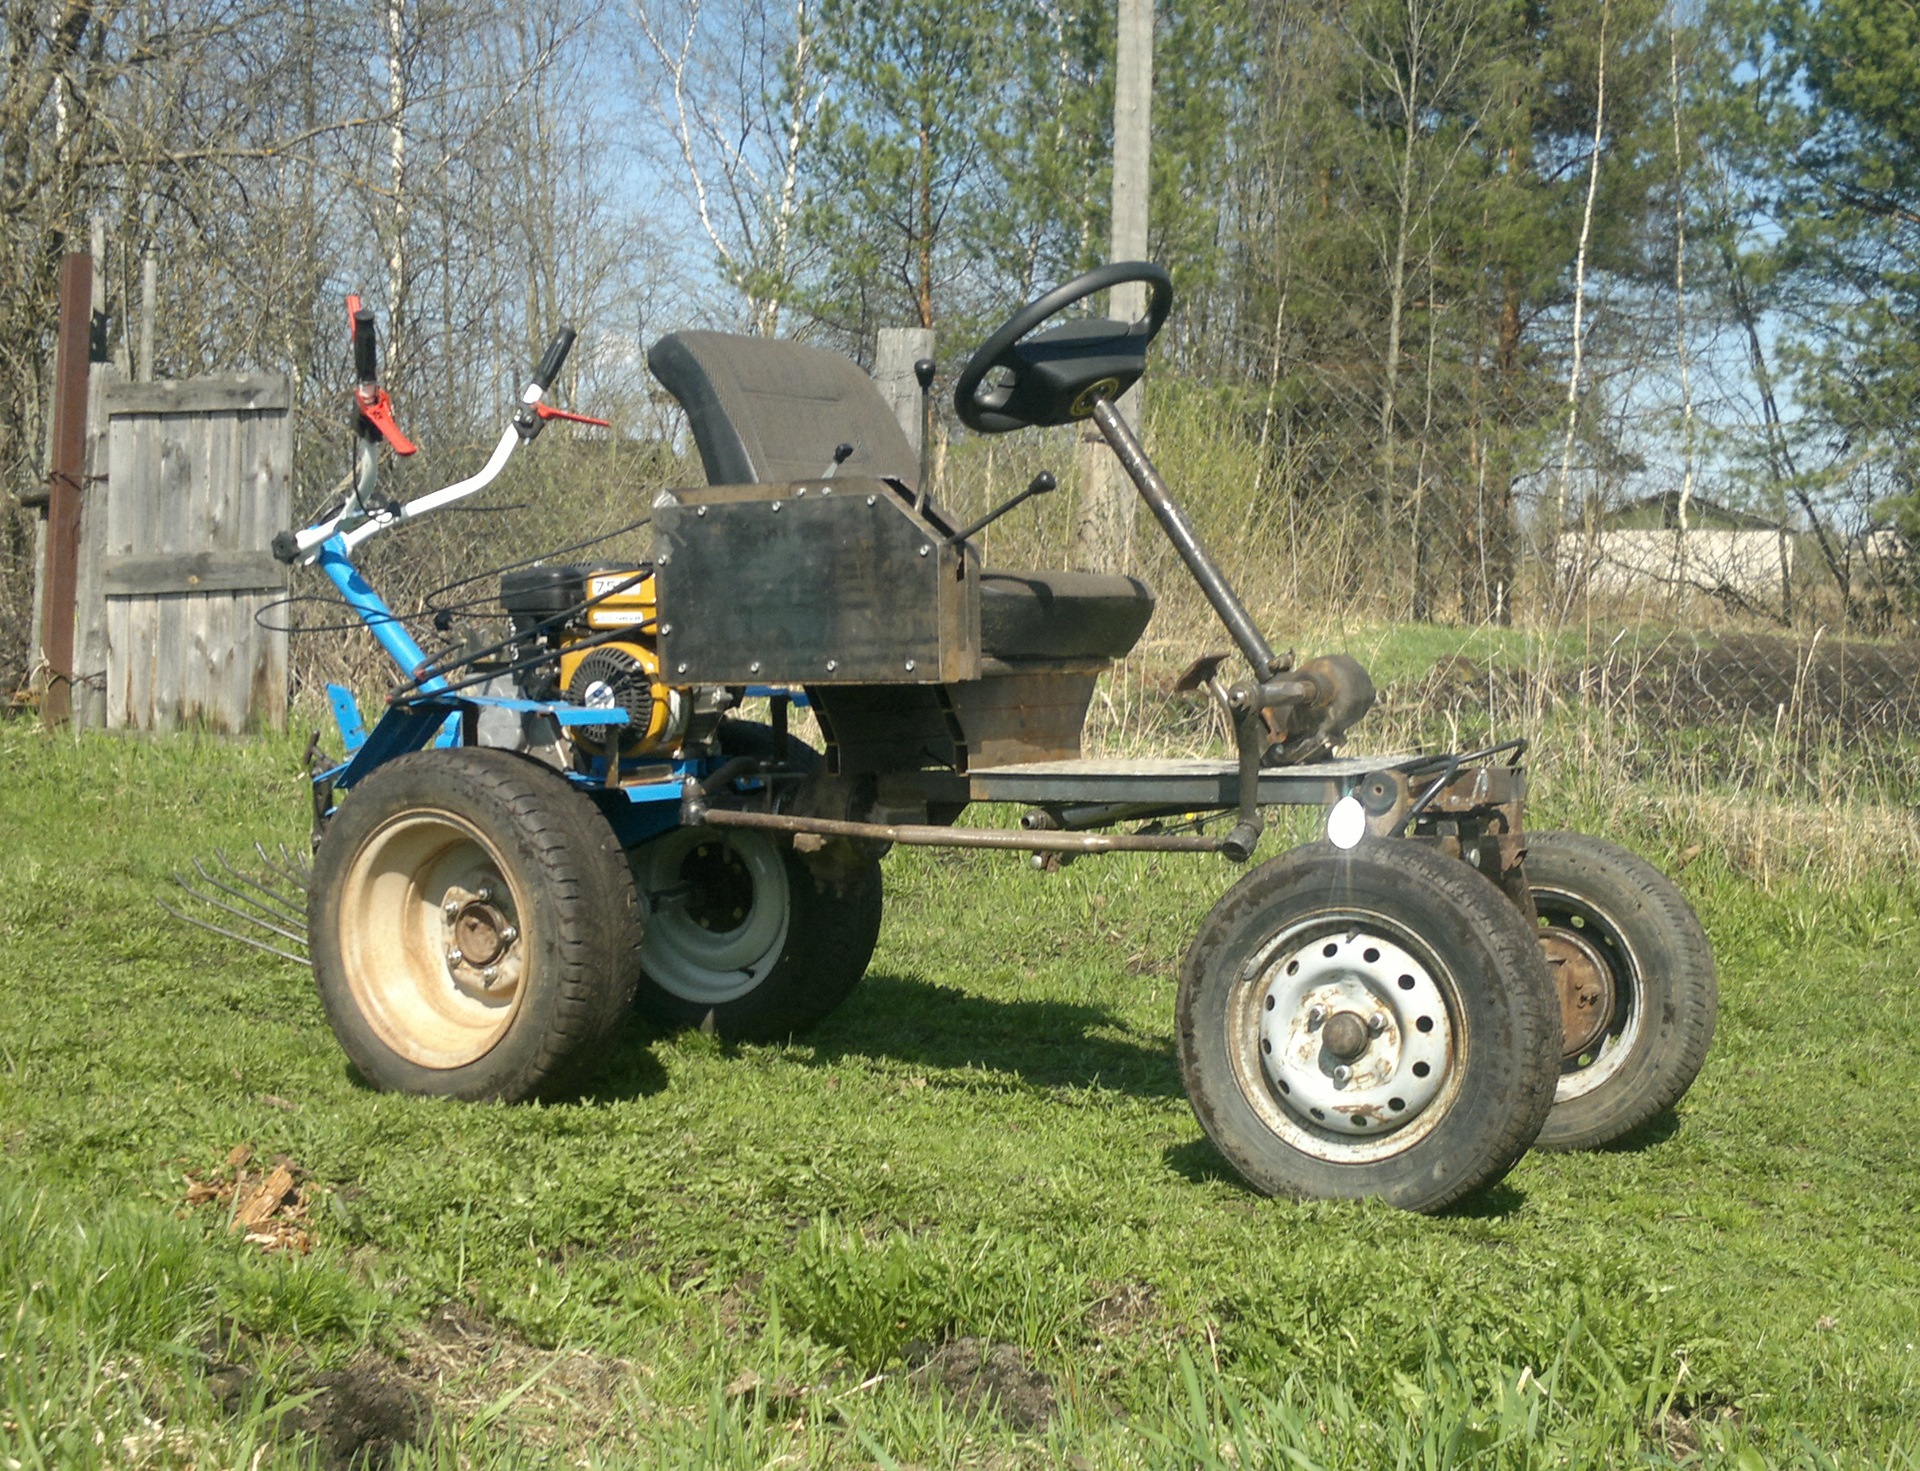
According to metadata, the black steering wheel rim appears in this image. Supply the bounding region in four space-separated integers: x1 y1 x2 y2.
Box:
954 261 1173 434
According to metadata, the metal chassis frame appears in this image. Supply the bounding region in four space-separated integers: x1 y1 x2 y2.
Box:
304 347 1530 890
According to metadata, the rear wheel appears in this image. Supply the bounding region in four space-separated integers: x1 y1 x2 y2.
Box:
1178 841 1560 1213
628 720 883 1040
308 747 642 1100
1527 832 1717 1149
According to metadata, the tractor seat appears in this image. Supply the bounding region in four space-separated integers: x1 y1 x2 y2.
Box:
646 330 1155 663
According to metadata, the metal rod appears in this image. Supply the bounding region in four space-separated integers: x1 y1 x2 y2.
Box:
168 877 309 946
1090 396 1282 681
1023 800 1207 831
214 850 308 924
157 900 309 965
688 804 1224 855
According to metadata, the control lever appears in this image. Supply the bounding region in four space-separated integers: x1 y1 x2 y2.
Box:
820 442 855 478
947 471 1056 545
914 357 936 503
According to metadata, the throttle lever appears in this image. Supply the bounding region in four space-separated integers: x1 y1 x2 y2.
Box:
355 385 417 456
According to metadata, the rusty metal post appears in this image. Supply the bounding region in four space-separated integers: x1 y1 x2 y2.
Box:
40 251 93 727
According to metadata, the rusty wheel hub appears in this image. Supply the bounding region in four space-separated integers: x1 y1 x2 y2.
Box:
1540 924 1615 1058
452 900 512 967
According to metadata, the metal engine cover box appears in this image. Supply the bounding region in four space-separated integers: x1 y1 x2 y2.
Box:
651 478 980 685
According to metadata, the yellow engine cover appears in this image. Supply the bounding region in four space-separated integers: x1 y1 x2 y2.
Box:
558 636 675 756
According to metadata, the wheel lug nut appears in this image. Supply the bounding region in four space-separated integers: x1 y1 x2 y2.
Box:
482 967 498 983
1368 1013 1388 1035
501 925 518 943
445 949 462 965
443 900 459 918
1306 1005 1327 1027
476 886 493 903
1332 1064 1352 1085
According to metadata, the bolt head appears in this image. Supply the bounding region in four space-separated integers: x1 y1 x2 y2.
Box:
1367 1012 1388 1034
771 500 783 513
446 949 462 965
1306 1005 1327 1027
501 925 518 943
749 660 761 674
918 544 931 557
696 505 707 517
443 899 459 917
1332 1063 1352 1085
825 659 838 672
482 967 498 983
475 886 492 903
904 659 916 672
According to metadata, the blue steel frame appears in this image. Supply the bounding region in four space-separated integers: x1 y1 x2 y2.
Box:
309 530 708 849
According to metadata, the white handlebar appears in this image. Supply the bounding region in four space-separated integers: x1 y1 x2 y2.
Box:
290 381 548 563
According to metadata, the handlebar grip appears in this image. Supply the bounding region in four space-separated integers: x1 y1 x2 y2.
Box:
532 328 577 391
352 306 378 383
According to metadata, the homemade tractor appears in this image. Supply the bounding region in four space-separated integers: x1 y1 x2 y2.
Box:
244 264 1714 1214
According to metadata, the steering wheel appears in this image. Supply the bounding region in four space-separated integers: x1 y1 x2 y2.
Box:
954 261 1173 434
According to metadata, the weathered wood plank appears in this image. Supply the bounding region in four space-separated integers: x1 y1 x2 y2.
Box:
92 374 293 732
101 551 286 596
104 375 290 417
71 363 115 729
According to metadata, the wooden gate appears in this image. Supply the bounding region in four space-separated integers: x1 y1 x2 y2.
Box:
72 373 293 732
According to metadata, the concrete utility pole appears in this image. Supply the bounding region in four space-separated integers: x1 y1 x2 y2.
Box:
1073 0 1153 575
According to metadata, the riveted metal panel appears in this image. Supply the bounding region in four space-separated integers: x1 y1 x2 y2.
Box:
652 477 979 685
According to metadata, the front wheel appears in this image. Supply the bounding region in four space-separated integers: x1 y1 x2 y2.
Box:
1528 832 1717 1150
1177 841 1560 1213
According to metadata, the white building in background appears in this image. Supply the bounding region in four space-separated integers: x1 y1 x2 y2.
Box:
1556 492 1793 608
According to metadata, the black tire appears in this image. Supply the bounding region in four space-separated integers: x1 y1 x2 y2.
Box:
1526 832 1717 1150
1177 840 1561 1213
308 747 642 1100
627 721 883 1041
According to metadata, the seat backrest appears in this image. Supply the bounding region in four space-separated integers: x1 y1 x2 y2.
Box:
647 330 919 489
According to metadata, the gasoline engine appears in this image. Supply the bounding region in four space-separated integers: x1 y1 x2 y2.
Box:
498 563 691 764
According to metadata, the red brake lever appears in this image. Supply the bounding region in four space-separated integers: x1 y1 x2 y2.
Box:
534 402 612 429
355 385 418 456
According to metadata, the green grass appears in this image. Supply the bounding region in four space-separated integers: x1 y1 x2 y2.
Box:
2 715 1918 1467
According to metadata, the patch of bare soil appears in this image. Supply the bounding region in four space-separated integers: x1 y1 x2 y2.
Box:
1393 634 1920 740
910 1337 1056 1432
407 1300 638 1443
283 1359 428 1471
202 1300 645 1463
1087 1280 1159 1340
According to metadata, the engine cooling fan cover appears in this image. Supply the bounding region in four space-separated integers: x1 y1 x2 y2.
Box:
566 645 655 754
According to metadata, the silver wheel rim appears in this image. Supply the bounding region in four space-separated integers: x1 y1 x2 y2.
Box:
637 828 791 1005
1536 885 1644 1104
1228 910 1464 1163
337 810 527 1069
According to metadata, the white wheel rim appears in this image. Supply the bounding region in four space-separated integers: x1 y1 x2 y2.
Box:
1228 911 1465 1164
1536 885 1644 1104
637 828 791 1005
337 810 527 1069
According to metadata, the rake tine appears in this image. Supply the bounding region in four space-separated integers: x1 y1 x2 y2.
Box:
255 840 313 893
171 873 309 946
213 849 308 924
156 898 310 966
280 842 313 881
189 856 305 930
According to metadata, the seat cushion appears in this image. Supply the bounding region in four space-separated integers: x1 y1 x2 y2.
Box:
979 569 1154 662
